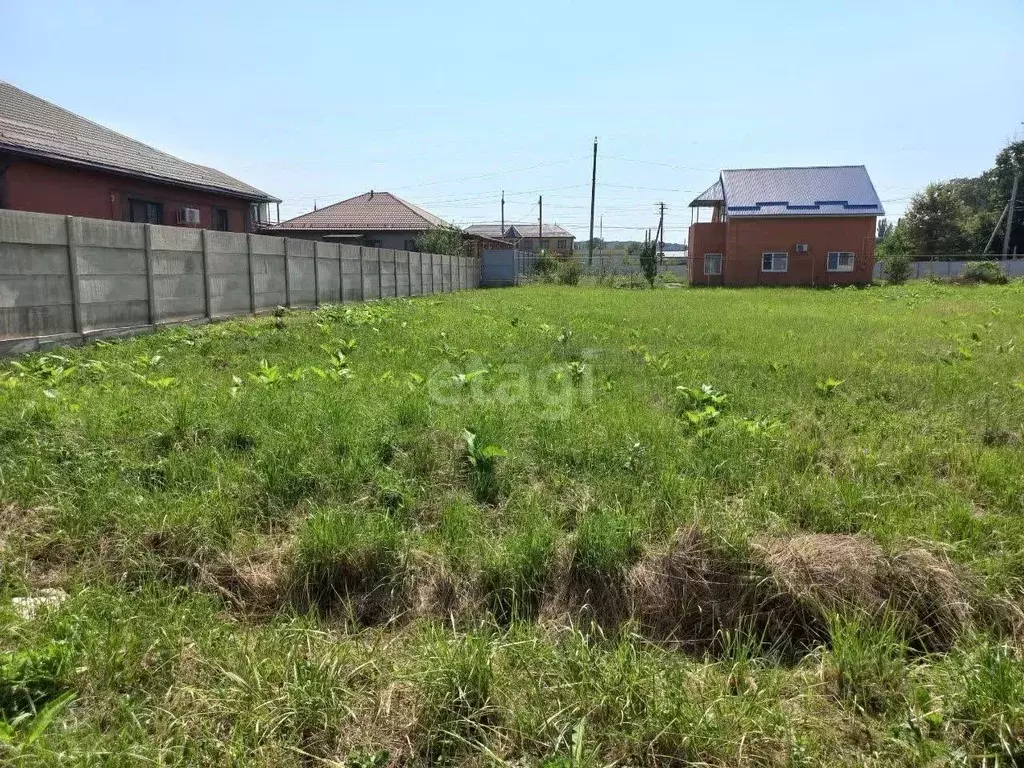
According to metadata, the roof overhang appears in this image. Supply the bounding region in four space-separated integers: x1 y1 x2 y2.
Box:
0 143 281 203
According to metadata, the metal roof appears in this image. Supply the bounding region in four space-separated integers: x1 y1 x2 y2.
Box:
717 165 884 218
464 223 575 239
271 191 450 232
0 81 278 202
689 179 724 207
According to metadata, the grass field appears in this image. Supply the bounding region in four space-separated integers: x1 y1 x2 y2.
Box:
1 282 1023 766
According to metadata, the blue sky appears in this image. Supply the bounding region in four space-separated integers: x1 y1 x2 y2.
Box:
3 0 1022 241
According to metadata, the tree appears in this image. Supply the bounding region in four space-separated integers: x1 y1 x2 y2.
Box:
876 218 894 242
901 183 969 255
876 219 911 258
415 226 467 258
636 240 657 287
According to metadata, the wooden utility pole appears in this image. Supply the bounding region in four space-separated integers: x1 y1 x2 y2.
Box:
501 190 505 233
538 195 543 253
984 204 1009 254
657 202 665 265
588 137 598 266
1003 168 1020 258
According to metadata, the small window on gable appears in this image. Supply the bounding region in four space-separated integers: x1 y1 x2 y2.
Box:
761 252 788 272
704 253 723 275
827 251 855 272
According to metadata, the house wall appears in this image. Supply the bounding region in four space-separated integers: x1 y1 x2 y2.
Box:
687 222 727 285
516 236 574 256
0 156 257 233
689 216 876 286
268 229 425 251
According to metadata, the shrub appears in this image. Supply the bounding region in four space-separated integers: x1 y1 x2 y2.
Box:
961 261 1008 284
534 250 558 279
415 226 467 258
557 260 583 286
0 642 73 717
883 253 913 284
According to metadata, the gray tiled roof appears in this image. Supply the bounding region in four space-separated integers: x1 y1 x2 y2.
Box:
717 166 883 218
464 222 574 239
271 191 450 231
689 179 724 206
0 81 278 201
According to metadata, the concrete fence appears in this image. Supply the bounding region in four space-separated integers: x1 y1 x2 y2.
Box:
872 258 1024 281
0 210 480 355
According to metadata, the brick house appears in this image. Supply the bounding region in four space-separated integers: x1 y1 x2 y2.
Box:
267 191 455 250
464 223 575 256
0 81 278 233
688 166 883 286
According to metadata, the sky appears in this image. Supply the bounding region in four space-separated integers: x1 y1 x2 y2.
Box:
3 0 1022 242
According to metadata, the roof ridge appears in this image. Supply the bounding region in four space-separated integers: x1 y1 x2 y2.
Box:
722 164 866 172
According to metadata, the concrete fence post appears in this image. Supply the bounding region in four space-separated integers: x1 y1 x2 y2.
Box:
200 228 212 319
407 249 413 296
313 242 321 307
430 253 435 294
143 224 156 325
338 248 344 304
282 237 291 308
247 233 257 313
377 248 383 299
64 216 83 334
393 249 399 298
448 255 453 292
358 246 365 301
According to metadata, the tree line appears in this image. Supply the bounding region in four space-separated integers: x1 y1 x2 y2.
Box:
878 139 1022 258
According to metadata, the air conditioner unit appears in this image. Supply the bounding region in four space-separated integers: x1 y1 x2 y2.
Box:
177 207 201 226
795 243 809 252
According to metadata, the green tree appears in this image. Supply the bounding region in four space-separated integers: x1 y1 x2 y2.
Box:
415 226 467 258
901 183 969 255
876 218 894 242
636 240 657 287
876 220 911 258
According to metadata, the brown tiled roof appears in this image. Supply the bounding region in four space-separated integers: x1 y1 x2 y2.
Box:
0 81 278 202
272 191 450 232
464 222 575 239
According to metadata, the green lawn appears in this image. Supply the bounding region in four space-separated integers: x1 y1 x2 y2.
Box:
1 283 1023 766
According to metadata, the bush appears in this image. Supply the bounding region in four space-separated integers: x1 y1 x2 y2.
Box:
557 260 582 286
961 261 1008 284
534 250 558 279
416 226 467 258
0 642 73 717
883 253 913 284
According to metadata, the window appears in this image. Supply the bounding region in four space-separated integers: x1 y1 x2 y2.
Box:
404 239 417 251
827 251 855 272
213 208 230 231
704 253 723 275
128 198 163 224
366 238 383 248
541 239 550 250
556 238 566 250
761 252 788 272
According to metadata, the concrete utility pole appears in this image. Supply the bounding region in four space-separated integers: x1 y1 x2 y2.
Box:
657 202 665 265
501 190 505 233
538 195 543 253
588 137 598 266
1003 167 1020 258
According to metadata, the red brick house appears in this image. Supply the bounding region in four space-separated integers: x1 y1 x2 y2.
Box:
688 166 883 286
0 81 278 232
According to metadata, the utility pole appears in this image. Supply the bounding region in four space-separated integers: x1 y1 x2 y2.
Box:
501 190 505 234
538 195 543 254
657 202 665 266
1003 167 1020 258
588 137 598 266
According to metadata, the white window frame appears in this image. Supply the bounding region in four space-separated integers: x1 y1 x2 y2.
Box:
704 253 723 275
761 252 788 272
827 251 855 272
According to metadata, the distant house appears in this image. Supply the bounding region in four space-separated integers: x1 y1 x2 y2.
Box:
688 166 883 286
464 223 575 256
267 191 454 250
0 81 278 232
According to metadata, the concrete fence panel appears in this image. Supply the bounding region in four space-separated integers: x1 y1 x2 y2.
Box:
341 245 363 303
249 234 286 311
75 218 148 332
363 249 382 300
207 230 251 317
287 239 316 307
315 241 341 305
150 225 204 323
0 210 74 340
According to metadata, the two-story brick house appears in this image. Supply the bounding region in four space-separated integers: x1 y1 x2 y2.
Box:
688 166 884 286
